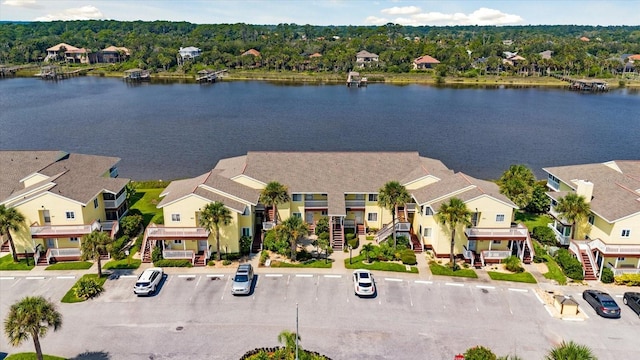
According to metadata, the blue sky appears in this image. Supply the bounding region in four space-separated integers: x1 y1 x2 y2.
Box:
1 0 638 26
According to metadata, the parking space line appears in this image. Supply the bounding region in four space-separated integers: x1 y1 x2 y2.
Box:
384 278 402 282
26 276 45 280
206 274 224 278
544 305 554 318
56 276 75 279
534 291 544 305
120 275 137 278
324 275 341 278
265 274 283 277
195 276 202 287
614 295 623 298
0 277 15 280
578 306 589 319
445 282 464 287
508 288 528 293
178 274 196 278
296 274 313 277
476 285 495 289
414 280 432 284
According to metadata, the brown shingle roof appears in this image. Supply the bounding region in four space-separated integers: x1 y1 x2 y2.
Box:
242 49 261 57
414 55 440 64
46 43 79 52
0 151 66 201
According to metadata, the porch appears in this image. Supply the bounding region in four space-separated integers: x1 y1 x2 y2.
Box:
141 225 210 266
463 224 534 267
30 219 101 238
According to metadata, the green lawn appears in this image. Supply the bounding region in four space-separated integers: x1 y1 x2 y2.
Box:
0 254 35 271
6 353 66 360
270 260 332 268
45 261 93 270
514 212 552 231
103 258 141 270
344 254 419 273
429 262 478 278
129 188 165 225
488 271 537 283
61 274 108 303
542 255 567 285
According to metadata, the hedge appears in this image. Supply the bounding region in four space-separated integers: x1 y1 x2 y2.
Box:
154 259 193 267
554 249 584 280
614 273 640 286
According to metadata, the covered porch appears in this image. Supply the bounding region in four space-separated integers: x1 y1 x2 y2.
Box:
30 220 104 265
141 225 211 266
463 224 533 267
589 239 640 278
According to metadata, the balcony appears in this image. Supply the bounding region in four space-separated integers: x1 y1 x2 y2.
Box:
345 199 365 208
464 225 528 241
104 191 126 209
31 220 101 238
163 250 195 264
589 239 640 255
611 267 640 276
548 223 570 246
145 226 209 240
263 221 275 231
304 200 328 208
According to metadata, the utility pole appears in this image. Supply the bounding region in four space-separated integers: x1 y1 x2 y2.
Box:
295 302 299 360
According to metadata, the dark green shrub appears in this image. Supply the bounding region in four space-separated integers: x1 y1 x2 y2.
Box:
346 232 356 240
120 214 143 237
154 259 192 267
464 345 497 360
223 252 242 261
347 238 359 249
400 249 417 265
263 229 289 256
601 267 614 284
108 235 130 261
504 255 524 273
240 235 252 255
555 249 584 280
533 255 547 263
75 277 104 299
222 259 232 266
315 216 329 235
532 226 557 245
151 246 163 262
396 235 410 248
259 250 270 265
297 249 312 261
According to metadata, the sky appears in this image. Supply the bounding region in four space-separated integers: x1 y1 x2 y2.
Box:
1 0 639 26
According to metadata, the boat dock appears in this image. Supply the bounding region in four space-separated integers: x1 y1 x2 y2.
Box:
0 65 26 78
346 71 367 87
196 69 227 83
553 74 608 92
35 65 83 80
123 68 151 81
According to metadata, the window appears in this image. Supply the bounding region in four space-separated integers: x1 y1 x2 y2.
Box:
293 212 302 218
423 228 432 237
424 207 434 215
368 194 378 202
70 237 79 242
617 257 625 261
242 228 251 237
588 214 595 225
292 194 302 202
621 229 631 237
492 240 502 245
93 198 99 209
496 214 505 222
321 210 328 215
173 240 182 244
65 211 75 220
171 213 181 222
367 213 378 222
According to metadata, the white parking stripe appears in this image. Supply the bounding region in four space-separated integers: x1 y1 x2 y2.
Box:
178 274 196 278
385 278 402 282
614 295 623 298
0 277 15 280
476 285 495 289
534 291 545 304
324 275 341 278
56 276 75 279
206 274 224 278
120 275 137 278
26 276 45 280
296 274 313 277
265 274 283 277
414 280 432 284
445 282 464 287
508 288 528 293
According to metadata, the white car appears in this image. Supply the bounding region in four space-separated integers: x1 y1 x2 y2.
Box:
353 269 375 297
133 267 163 296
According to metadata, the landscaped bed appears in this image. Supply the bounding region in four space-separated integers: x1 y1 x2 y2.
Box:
5 353 66 360
345 254 418 273
45 261 93 270
488 271 537 283
0 254 35 271
270 259 332 268
429 261 478 278
103 258 142 270
61 274 108 303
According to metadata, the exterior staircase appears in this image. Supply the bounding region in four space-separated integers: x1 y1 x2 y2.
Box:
142 238 153 263
410 233 422 253
36 251 48 266
331 220 344 250
1 240 10 253
356 224 365 236
194 252 207 266
251 230 263 253
522 243 532 264
580 250 598 280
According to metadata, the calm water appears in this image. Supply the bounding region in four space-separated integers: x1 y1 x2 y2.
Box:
1 77 638 181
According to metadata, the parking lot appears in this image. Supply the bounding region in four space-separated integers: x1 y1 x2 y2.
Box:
1 271 638 360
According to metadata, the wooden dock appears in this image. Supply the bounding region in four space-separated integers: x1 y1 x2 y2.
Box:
196 69 227 83
0 65 24 78
35 65 83 80
553 74 608 92
346 71 367 87
123 68 150 81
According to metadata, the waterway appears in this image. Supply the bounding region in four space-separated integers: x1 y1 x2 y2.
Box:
0 77 638 181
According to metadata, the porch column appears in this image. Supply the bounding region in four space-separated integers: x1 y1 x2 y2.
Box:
183 241 186 251
614 257 619 268
55 238 59 248
78 236 82 249
489 241 492 251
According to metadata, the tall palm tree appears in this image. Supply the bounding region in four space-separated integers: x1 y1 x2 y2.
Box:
378 181 411 249
277 329 300 354
545 340 597 360
259 181 290 225
199 201 232 261
4 296 62 360
276 216 309 262
555 193 590 240
81 230 113 277
436 197 472 268
0 204 25 262
497 164 536 209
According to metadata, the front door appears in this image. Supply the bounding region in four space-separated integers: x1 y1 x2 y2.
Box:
306 212 314 224
354 211 363 224
468 240 477 252
198 240 208 253
46 238 56 249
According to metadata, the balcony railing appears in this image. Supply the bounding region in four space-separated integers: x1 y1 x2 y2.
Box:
589 239 640 255
104 191 126 209
163 250 195 265
480 250 511 266
345 200 365 208
548 223 570 246
611 267 640 276
465 225 528 240
145 226 209 239
46 247 82 264
263 221 275 231
31 220 101 237
304 200 328 208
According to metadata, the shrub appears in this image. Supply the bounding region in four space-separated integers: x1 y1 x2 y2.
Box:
396 235 410 248
259 250 270 266
315 216 329 235
365 235 374 241
154 259 192 267
504 255 524 273
75 277 104 299
532 226 557 246
120 214 143 237
223 252 242 261
532 255 547 263
614 273 640 286
400 249 417 265
601 267 614 284
464 345 497 360
348 238 359 249
151 246 163 262
263 229 289 256
240 235 252 255
222 259 232 266
346 232 356 240
108 235 130 261
554 249 584 280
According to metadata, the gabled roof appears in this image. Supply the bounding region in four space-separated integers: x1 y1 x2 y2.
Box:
0 151 67 201
242 49 261 57
414 55 440 64
103 46 130 55
309 52 322 58
179 46 201 52
46 43 79 52
543 160 640 222
356 50 378 58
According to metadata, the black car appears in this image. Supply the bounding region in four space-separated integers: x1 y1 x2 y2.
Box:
582 290 621 318
623 292 640 318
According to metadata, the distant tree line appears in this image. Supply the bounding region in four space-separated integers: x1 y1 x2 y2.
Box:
1 20 639 77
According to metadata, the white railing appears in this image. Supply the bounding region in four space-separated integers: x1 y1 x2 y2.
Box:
345 200 365 207
570 241 597 277
465 226 528 239
206 245 212 260
163 250 195 264
548 223 570 246
262 221 275 230
589 239 640 255
33 249 40 264
146 226 209 238
46 248 81 264
103 191 126 208
480 250 511 266
463 247 474 266
611 267 640 276
374 223 393 243
31 220 100 236
305 200 328 208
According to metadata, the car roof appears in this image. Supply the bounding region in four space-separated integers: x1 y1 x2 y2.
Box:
353 269 371 274
138 268 161 281
238 264 252 270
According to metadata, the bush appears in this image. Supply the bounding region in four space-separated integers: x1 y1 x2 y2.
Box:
464 346 497 360
532 226 557 246
601 267 614 284
108 235 130 261
504 255 524 273
554 249 584 280
315 216 329 235
240 235 252 255
222 259 232 266
260 250 270 266
533 255 547 263
614 273 640 286
151 246 163 262
396 235 410 248
75 277 104 299
346 232 356 240
154 259 192 267
120 214 143 237
347 238 359 249
263 229 289 256
400 249 417 265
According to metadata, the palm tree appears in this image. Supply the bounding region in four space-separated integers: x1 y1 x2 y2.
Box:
436 197 472 268
199 201 232 261
545 340 597 360
378 181 411 249
361 243 375 263
277 329 300 354
259 181 290 225
0 205 25 262
276 216 309 262
4 296 62 360
497 164 536 209
81 230 113 277
555 193 590 240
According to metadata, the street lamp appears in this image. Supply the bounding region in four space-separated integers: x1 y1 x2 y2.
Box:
348 244 353 264
295 302 299 360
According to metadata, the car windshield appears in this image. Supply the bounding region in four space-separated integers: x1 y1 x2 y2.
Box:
359 272 370 279
135 282 149 287
359 282 372 288
601 301 617 307
235 275 249 282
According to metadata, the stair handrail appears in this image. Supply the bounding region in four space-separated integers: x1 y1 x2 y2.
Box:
374 221 394 243
45 248 52 265
33 247 40 265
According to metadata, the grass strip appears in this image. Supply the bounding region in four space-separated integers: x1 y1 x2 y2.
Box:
129 188 165 226
429 262 478 278
270 260 332 268
45 261 93 270
542 255 567 285
0 254 35 270
345 254 418 273
103 258 142 270
61 274 108 303
488 271 537 283
5 353 66 360
514 212 552 231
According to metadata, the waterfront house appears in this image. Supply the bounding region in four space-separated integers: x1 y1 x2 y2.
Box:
0 151 129 265
242 49 261 57
179 46 201 60
544 160 640 280
356 50 379 68
99 46 130 63
539 50 553 60
45 43 95 64
145 152 529 267
413 55 440 70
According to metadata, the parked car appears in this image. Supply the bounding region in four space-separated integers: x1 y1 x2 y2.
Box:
623 292 640 318
231 264 254 295
133 267 163 296
353 269 375 297
582 289 621 318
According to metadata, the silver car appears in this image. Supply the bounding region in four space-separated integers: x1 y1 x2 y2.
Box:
231 264 254 295
353 269 375 297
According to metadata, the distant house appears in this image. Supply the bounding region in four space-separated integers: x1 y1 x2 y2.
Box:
356 50 379 67
241 49 261 57
45 43 95 64
413 55 440 70
502 40 514 46
99 46 130 63
539 50 553 60
179 46 201 60
502 52 526 67
628 54 640 63
309 52 322 58
580 36 590 42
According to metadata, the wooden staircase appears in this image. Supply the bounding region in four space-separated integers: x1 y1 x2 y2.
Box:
36 251 48 266
142 238 153 263
251 231 263 253
356 224 365 236
410 233 422 253
1 240 10 253
331 220 344 250
580 250 598 280
194 252 207 267
523 243 532 264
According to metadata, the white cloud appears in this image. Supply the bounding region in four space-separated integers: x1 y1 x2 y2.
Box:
381 6 421 16
2 0 40 8
371 7 523 26
34 5 104 21
364 15 389 25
